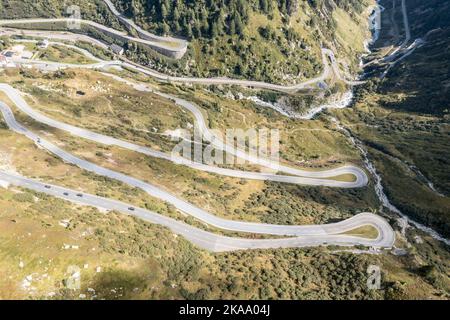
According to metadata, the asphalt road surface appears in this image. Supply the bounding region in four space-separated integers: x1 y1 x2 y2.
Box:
0 26 357 93
0 170 395 251
102 0 187 48
0 83 368 188
0 100 381 238
0 18 187 59
0 8 398 251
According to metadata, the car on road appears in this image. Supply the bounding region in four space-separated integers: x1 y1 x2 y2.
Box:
76 193 83 197
63 192 69 196
44 185 51 189
128 207 135 211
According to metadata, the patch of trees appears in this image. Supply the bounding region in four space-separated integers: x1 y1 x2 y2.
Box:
184 249 384 299
242 182 372 225
115 0 366 39
117 0 263 39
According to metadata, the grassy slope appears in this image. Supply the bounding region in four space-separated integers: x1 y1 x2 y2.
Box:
37 44 97 64
0 0 448 301
0 67 377 225
3 111 446 300
379 28 450 115
0 185 448 299
112 0 373 83
0 0 121 27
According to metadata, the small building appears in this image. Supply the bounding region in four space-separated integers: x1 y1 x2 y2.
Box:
3 51 14 58
21 51 34 59
110 44 124 56
37 39 49 49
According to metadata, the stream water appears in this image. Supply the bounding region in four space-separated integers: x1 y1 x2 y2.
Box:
331 118 450 246
245 0 450 245
355 1 449 245
246 91 354 120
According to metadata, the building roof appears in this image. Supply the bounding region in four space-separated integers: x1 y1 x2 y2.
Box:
21 51 34 59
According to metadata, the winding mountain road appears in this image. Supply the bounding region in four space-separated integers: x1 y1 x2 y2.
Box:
0 170 395 252
101 0 187 49
0 18 187 59
0 82 367 188
374 0 426 78
121 49 334 93
0 3 399 251
12 38 104 63
0 100 393 247
0 28 110 49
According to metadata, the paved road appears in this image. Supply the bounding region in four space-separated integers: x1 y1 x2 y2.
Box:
120 49 333 93
103 74 368 185
364 0 425 78
381 0 411 64
0 82 368 188
12 38 103 62
378 0 434 78
0 26 347 93
363 0 410 67
325 49 366 86
1 26 364 93
381 38 425 78
0 100 393 245
401 0 411 46
0 170 395 251
0 7 397 251
102 0 187 48
0 18 187 59
0 28 109 49
12 58 119 70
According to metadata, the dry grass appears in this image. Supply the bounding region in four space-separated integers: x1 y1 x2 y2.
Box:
342 225 379 239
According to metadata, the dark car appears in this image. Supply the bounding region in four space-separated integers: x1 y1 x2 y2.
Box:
63 192 69 196
44 185 51 189
76 193 83 197
128 207 135 211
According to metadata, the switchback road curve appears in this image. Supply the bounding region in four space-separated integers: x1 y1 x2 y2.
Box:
0 170 395 252
0 83 368 188
0 100 372 236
